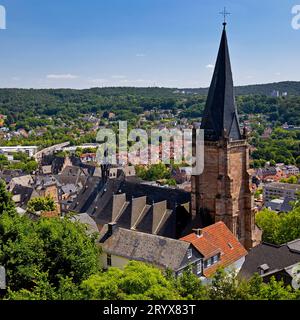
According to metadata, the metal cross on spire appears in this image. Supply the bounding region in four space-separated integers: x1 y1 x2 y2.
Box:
219 7 231 26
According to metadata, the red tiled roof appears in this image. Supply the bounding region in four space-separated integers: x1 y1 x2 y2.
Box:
180 222 248 277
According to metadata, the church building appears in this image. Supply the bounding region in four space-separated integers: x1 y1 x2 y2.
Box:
192 22 262 250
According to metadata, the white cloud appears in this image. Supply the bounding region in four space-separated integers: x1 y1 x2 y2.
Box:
275 72 281 76
136 53 146 57
47 74 79 80
206 64 215 69
111 75 127 79
89 78 107 84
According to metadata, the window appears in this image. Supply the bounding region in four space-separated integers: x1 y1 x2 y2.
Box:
107 254 112 267
187 249 192 259
196 261 202 275
213 255 219 264
206 258 212 267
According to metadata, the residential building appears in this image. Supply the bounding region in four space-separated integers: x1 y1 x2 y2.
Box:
263 182 300 202
256 167 284 182
181 222 247 279
80 153 97 163
239 240 300 289
11 185 38 209
281 165 300 177
265 197 293 213
99 224 203 276
0 146 38 158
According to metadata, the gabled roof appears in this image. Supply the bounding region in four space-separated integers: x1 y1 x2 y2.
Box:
11 184 36 208
100 227 191 271
201 24 242 142
181 222 247 277
239 240 300 279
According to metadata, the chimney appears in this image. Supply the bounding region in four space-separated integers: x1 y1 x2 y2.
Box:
107 222 117 237
193 228 202 238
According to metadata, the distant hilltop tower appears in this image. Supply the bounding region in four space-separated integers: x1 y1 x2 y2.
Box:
192 20 262 250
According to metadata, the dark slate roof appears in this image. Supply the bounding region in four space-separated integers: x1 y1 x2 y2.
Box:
87 177 125 223
100 226 191 271
0 170 25 184
70 174 191 238
136 206 153 234
239 241 300 279
11 184 34 208
201 24 242 142
72 176 191 215
54 174 88 188
69 176 103 213
115 202 133 229
117 181 191 209
41 155 65 174
51 157 66 174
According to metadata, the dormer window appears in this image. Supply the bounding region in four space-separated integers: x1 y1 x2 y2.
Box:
187 249 192 259
213 255 219 264
258 264 270 275
207 258 212 267
228 242 233 249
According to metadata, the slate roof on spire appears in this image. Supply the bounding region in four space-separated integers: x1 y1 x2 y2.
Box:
201 24 242 141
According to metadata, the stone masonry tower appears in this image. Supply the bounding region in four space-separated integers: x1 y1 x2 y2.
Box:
191 23 261 250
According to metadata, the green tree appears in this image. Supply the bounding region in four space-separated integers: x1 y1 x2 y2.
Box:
0 210 100 294
0 154 9 169
136 163 171 181
208 269 251 300
81 261 180 300
172 269 209 300
296 156 300 168
0 179 16 216
256 207 300 244
256 209 281 244
256 276 297 300
26 196 56 214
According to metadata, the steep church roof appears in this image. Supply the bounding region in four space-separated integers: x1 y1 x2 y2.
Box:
201 23 242 141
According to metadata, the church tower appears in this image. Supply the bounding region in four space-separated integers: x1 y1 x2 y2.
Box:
192 22 261 250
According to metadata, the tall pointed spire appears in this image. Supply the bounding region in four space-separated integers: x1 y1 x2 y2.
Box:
201 23 242 141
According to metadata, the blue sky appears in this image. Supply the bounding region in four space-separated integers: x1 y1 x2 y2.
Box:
0 0 299 88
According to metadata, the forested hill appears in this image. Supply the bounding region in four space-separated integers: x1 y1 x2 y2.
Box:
184 81 300 96
0 81 300 126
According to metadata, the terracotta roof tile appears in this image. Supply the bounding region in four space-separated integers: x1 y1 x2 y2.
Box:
181 222 247 277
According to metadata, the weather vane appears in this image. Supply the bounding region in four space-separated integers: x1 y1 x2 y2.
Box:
219 7 231 25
